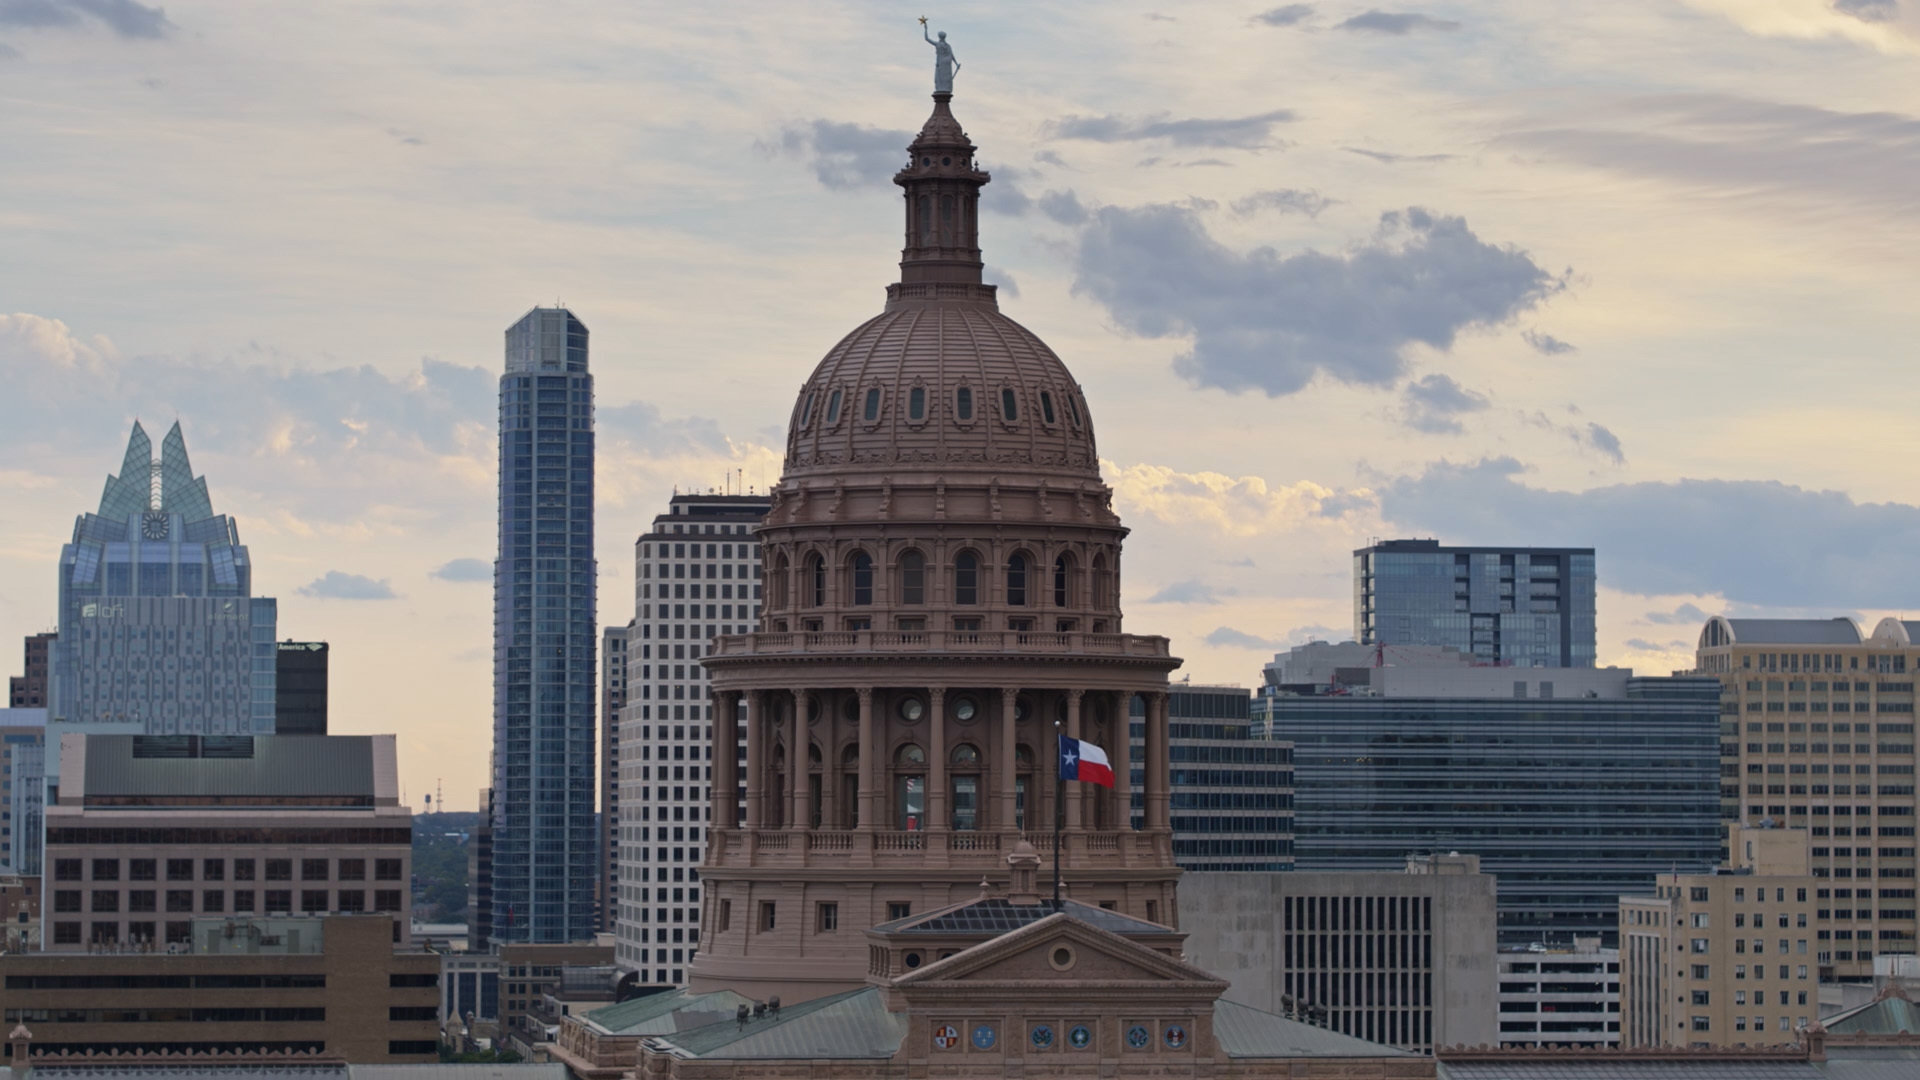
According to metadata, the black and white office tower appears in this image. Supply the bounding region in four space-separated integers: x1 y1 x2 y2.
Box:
490 307 598 943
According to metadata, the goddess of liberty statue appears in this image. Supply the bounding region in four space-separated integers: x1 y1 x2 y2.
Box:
919 17 960 93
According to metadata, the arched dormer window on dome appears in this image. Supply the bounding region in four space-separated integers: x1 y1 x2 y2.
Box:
863 387 882 423
1039 390 1057 426
800 391 816 429
850 551 874 606
825 388 843 425
1000 388 1019 422
955 386 974 422
1007 553 1029 607
805 553 826 607
900 550 926 605
953 551 980 606
908 385 927 422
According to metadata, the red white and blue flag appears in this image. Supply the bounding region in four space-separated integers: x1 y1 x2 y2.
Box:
1058 735 1114 788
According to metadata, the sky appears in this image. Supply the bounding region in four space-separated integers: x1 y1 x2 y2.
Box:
5 0 1920 810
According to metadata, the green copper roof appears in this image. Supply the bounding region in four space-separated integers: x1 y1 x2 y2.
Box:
653 987 905 1060
1823 992 1920 1036
1214 998 1415 1059
582 988 756 1036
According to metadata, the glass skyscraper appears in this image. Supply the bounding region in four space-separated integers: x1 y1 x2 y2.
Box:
1130 684 1294 872
490 307 598 943
51 421 277 734
1354 539 1597 667
1255 669 1722 945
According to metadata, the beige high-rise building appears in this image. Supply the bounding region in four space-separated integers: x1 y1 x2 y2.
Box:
688 84 1183 1004
1619 824 1818 1048
1692 616 1920 979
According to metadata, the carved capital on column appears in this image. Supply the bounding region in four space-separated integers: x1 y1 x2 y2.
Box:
928 686 945 706
1067 688 1085 703
856 686 874 706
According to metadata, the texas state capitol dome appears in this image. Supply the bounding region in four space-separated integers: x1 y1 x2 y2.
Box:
687 84 1184 1004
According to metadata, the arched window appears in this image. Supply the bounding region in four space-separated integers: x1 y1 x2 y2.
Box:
956 386 973 421
951 743 981 766
851 551 874 606
826 389 843 424
919 196 932 244
909 387 926 420
1001 388 1019 421
800 392 815 428
1007 553 1028 607
1040 391 1056 425
1054 554 1073 608
954 552 979 606
864 388 881 421
773 553 791 608
1065 393 1081 427
1092 554 1110 610
806 553 825 607
900 551 926 605
896 743 926 766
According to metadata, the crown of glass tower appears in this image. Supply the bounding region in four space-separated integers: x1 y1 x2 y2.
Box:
491 307 598 943
53 421 277 733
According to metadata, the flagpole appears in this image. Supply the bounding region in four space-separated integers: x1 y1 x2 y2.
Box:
1053 720 1064 909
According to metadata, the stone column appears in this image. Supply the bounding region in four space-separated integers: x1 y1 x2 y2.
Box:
711 692 737 830
997 687 1018 830
790 689 810 831
1150 691 1172 830
857 688 877 830
1114 691 1134 830
928 687 948 832
820 693 837 829
1064 689 1084 830
744 691 765 830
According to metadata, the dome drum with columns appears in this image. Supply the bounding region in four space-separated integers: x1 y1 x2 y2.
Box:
688 89 1183 1004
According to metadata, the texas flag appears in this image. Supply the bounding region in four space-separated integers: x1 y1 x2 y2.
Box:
1058 734 1114 788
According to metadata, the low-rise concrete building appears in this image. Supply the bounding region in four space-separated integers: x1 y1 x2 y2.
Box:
498 940 616 1058
1495 938 1619 1047
1179 855 1499 1053
1620 823 1819 1048
0 914 437 1063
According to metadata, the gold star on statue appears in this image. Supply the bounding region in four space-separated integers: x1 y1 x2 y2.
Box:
918 15 928 27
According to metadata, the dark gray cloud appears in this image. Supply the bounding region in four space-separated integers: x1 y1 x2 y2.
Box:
1231 188 1335 217
1522 328 1575 355
0 0 171 38
1337 10 1460 34
387 127 426 147
1378 457 1920 607
1045 109 1294 149
1834 0 1897 22
1501 95 1920 220
1645 602 1710 626
1073 204 1566 397
1039 189 1089 226
430 558 491 583
1400 373 1488 434
764 120 910 189
1344 148 1456 164
0 41 17 58
1145 11 1179 20
599 401 731 456
1584 422 1624 465
1255 4 1316 26
1146 580 1227 604
1625 638 1689 652
299 571 397 600
983 164 1034 216
984 266 1021 298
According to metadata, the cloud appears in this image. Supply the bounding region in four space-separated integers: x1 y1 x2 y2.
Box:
763 119 910 190
1073 205 1567 397
1344 148 1455 164
1146 579 1228 604
430 558 491 583
386 127 426 147
1501 95 1920 221
1522 328 1575 355
1038 189 1089 225
598 401 732 457
1584 422 1625 465
983 266 1021 298
0 41 17 59
1377 457 1920 607
1400 373 1489 434
1645 602 1711 626
1205 626 1283 649
1044 109 1294 149
1336 10 1461 34
298 571 398 600
1145 11 1179 20
1625 638 1690 652
1104 460 1372 537
1231 188 1336 217
983 164 1034 216
1834 0 1897 23
1032 149 1068 168
0 0 172 39
1255 4 1316 26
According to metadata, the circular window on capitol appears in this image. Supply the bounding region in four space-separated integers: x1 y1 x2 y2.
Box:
954 696 979 723
899 697 925 722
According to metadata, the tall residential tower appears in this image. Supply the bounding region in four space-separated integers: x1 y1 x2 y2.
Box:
490 307 597 943
52 422 277 733
1354 539 1596 667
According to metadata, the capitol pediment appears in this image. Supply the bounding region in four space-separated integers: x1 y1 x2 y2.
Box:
890 910 1224 996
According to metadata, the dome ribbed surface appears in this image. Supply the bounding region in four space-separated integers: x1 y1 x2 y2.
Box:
783 300 1100 481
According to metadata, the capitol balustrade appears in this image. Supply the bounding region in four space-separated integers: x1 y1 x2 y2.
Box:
708 628 1172 660
714 827 1164 869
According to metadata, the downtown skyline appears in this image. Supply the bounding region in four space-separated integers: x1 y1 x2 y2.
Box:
5 2 1920 806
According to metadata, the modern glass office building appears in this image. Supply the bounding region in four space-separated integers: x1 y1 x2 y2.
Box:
1354 539 1597 668
491 307 598 943
51 421 277 734
1255 668 1721 945
1130 684 1294 872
